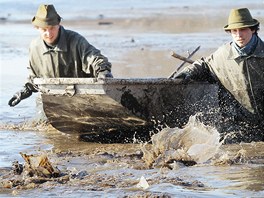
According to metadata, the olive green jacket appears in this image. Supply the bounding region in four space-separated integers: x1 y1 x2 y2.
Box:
28 26 112 80
181 36 264 118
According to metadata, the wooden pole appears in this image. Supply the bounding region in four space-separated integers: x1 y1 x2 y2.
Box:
168 46 200 79
170 51 194 64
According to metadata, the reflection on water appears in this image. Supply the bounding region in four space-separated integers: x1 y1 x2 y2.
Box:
0 130 47 168
223 165 264 191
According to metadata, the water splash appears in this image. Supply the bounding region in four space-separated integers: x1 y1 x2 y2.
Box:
142 115 222 168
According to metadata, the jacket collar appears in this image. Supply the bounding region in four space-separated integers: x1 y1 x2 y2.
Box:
42 26 67 54
227 36 264 60
252 37 264 57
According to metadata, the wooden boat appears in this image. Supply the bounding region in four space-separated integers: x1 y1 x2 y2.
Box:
34 78 220 142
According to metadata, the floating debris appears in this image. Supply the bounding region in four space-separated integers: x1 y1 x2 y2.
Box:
136 176 149 190
20 152 61 178
12 161 23 175
1 152 67 189
98 21 113 25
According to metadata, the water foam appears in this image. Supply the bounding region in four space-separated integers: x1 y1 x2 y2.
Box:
142 115 222 168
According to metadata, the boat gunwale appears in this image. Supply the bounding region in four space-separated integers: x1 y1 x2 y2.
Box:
34 78 212 86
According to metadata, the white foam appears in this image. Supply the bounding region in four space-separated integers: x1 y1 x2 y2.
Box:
142 115 222 167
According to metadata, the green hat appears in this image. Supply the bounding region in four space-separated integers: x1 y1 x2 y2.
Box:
224 8 259 30
32 4 61 28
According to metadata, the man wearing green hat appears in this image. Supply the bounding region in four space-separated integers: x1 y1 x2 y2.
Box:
174 8 264 143
8 4 113 107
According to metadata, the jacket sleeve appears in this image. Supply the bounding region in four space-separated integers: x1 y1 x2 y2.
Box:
27 57 37 84
78 36 112 77
179 54 216 82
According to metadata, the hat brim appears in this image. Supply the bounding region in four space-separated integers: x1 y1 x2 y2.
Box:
32 16 60 28
224 19 259 30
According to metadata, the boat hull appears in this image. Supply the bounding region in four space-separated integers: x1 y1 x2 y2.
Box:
34 78 219 138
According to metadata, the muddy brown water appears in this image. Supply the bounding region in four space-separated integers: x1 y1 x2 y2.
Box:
1 1 264 197
1 122 264 197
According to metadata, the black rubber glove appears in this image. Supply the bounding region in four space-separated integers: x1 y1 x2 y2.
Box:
97 70 113 78
174 72 192 84
8 83 38 107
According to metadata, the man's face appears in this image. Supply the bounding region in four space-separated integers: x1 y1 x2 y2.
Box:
231 27 255 48
37 25 60 45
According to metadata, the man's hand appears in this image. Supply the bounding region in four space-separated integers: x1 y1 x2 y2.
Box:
8 82 38 107
98 70 113 78
174 72 192 84
8 93 22 107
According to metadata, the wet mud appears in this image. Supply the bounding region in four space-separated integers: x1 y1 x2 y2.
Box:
1 118 264 197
